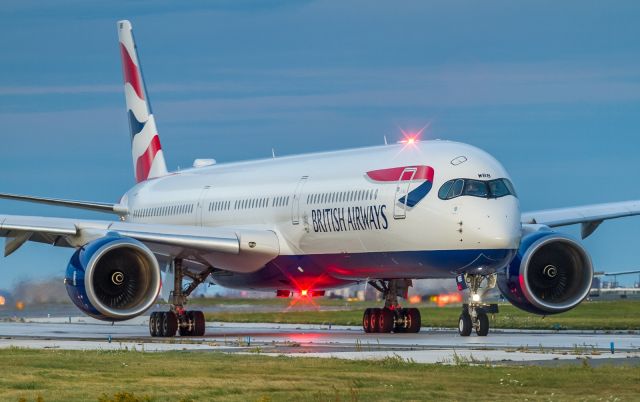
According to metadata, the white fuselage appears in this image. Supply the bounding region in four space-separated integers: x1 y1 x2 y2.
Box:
121 140 521 289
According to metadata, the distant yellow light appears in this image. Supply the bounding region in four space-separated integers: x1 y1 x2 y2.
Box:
0 296 5 306
15 301 25 311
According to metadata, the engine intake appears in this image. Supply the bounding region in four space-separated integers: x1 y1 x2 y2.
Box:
65 236 161 321
497 231 593 315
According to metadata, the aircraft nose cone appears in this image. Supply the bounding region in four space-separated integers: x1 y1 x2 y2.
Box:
465 199 521 249
483 215 521 249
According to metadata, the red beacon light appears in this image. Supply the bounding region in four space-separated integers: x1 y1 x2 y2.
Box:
398 125 429 145
297 289 325 298
397 136 419 145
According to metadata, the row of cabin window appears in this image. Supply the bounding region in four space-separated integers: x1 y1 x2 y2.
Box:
209 200 231 211
307 189 379 205
234 196 290 210
133 204 194 218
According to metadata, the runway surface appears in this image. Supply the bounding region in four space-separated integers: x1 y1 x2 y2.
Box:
1 316 638 365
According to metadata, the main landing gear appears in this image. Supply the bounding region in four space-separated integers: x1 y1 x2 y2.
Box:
457 273 499 337
362 279 421 334
148 259 212 337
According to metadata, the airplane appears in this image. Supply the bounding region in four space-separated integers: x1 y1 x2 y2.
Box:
1 20 639 338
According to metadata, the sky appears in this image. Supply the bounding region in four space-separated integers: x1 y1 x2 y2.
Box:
0 0 639 289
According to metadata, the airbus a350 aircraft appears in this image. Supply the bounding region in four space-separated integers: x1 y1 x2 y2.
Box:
1 21 639 337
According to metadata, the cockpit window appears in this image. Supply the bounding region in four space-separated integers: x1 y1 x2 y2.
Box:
438 180 453 199
438 178 517 200
450 179 464 198
463 179 488 197
488 179 510 198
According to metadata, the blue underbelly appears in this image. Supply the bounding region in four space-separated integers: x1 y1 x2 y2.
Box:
212 248 516 291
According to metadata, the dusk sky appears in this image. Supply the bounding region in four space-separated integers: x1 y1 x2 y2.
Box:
1 1 639 289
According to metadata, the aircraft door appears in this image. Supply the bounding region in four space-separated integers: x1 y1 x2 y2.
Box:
291 176 308 225
393 167 417 219
196 185 212 226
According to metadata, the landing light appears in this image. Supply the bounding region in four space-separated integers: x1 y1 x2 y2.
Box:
471 293 481 302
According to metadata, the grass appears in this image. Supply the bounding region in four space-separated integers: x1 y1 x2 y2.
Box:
0 348 638 401
203 300 640 330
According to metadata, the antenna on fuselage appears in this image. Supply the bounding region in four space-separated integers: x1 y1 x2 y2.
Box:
272 148 276 158
384 135 388 145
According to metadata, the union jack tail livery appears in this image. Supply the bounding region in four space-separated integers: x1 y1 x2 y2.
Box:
117 20 168 183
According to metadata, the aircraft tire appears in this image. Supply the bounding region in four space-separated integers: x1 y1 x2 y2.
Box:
192 311 206 336
179 311 193 336
161 311 178 337
406 308 421 333
458 313 472 337
363 308 372 333
149 312 158 337
378 308 394 333
476 312 489 336
369 308 381 333
394 309 406 333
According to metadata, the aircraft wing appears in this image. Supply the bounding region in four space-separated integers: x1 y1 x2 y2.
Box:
0 192 127 215
0 214 279 273
521 200 640 239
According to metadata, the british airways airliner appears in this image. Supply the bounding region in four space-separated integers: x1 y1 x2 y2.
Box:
1 21 639 337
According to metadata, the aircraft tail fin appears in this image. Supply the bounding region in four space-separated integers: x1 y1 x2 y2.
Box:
117 20 168 183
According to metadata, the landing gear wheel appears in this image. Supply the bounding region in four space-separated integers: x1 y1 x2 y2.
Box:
149 312 158 337
363 308 372 333
369 308 381 333
192 311 205 336
394 309 407 333
476 312 489 336
405 308 421 333
458 313 472 337
179 312 193 336
378 308 394 333
159 311 178 337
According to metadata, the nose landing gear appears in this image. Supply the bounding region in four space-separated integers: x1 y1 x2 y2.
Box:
362 279 421 334
457 273 499 337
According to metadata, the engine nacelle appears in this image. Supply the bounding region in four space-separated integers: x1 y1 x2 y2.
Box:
497 231 593 315
65 235 161 321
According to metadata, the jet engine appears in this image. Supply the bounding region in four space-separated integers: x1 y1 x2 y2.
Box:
64 235 161 321
497 231 593 315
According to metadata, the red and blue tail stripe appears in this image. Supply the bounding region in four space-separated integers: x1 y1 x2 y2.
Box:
118 20 168 183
